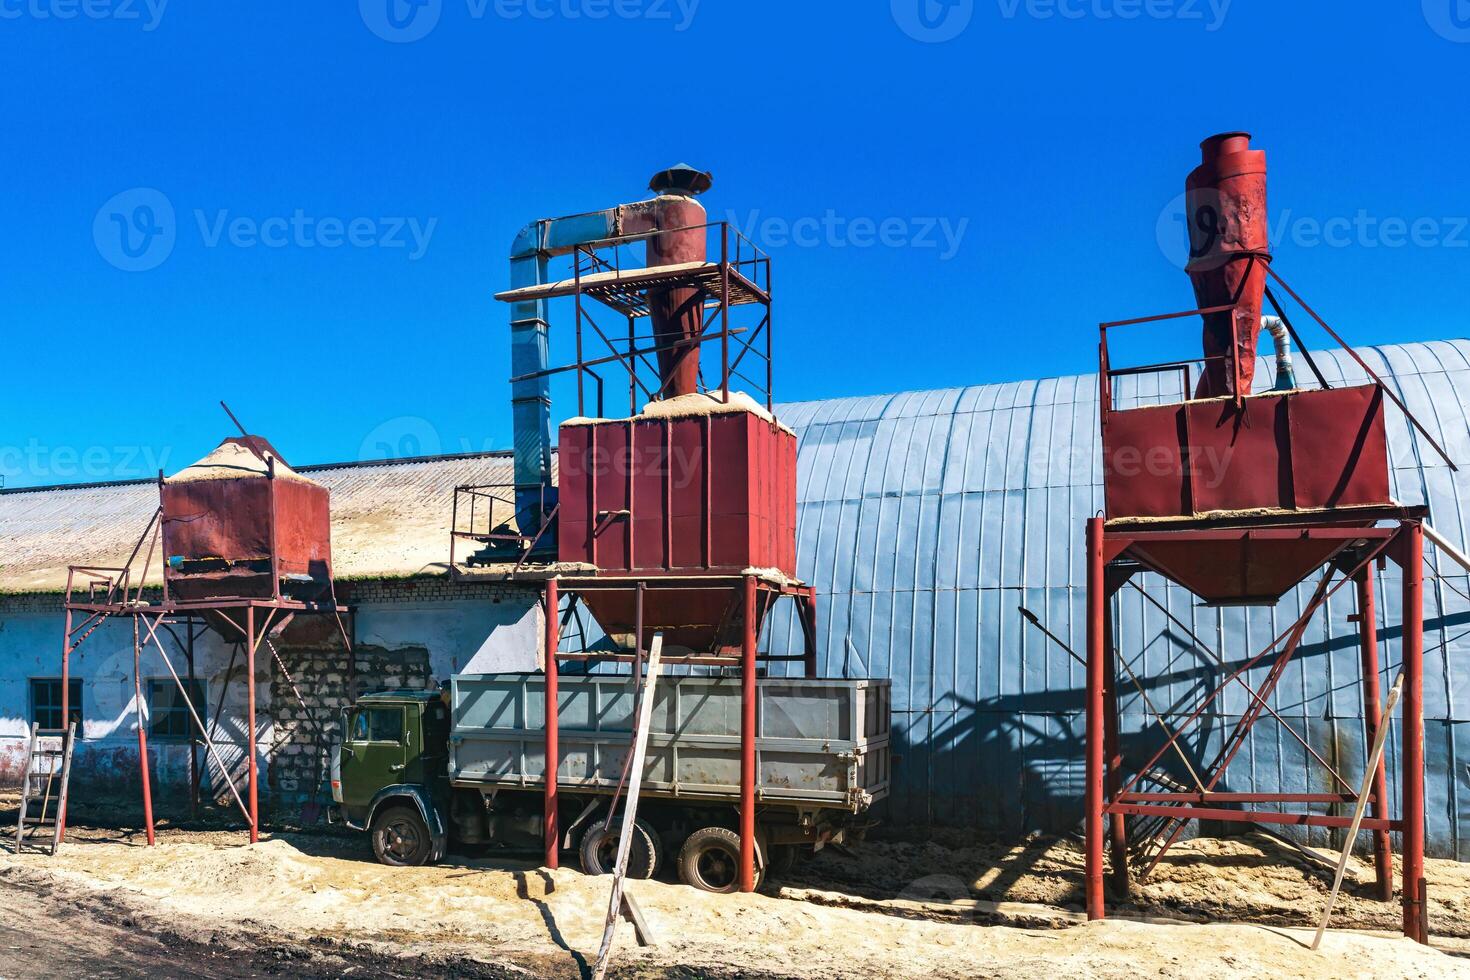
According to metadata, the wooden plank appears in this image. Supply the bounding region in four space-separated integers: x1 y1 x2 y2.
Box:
621 892 656 947
1312 674 1404 950
591 633 663 980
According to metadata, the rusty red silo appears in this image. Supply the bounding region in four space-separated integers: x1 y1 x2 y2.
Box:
645 164 712 398
1186 132 1270 398
160 435 332 602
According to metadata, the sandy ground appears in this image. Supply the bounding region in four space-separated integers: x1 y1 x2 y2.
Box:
0 816 1466 979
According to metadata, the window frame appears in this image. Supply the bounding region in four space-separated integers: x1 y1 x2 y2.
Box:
29 678 83 736
146 677 207 742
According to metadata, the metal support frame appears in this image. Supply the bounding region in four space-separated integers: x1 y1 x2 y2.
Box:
537 572 818 891
58 508 353 846
506 221 776 417
1084 517 1428 942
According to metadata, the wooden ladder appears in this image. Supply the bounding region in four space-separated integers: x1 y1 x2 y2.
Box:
15 722 75 855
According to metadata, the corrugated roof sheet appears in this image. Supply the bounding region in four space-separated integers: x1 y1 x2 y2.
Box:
770 339 1470 854
0 451 524 592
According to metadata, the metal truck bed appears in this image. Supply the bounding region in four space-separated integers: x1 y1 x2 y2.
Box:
448 674 890 812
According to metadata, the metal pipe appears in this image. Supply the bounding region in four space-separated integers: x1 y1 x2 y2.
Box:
247 606 258 844
1085 517 1105 920
544 578 560 870
134 616 155 846
1186 132 1270 398
58 607 72 844
740 574 758 893
1401 521 1427 943
646 166 710 398
1102 594 1128 898
1261 315 1297 390
1355 569 1395 902
1424 522 1470 575
803 592 819 680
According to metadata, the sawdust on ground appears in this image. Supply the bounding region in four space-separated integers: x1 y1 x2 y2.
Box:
0 824 1466 979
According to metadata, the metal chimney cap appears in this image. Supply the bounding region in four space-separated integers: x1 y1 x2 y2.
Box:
649 163 713 196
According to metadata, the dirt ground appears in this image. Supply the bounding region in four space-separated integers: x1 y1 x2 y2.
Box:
0 810 1467 979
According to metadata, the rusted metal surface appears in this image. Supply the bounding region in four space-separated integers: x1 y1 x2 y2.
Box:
1102 385 1391 524
160 437 332 602
1186 133 1270 397
645 166 712 398
557 410 797 578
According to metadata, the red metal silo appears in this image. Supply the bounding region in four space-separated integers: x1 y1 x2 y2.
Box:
160 435 332 602
1186 132 1270 398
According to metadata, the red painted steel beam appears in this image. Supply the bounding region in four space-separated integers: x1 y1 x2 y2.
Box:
1108 803 1396 833
134 616 155 846
246 606 258 844
1356 569 1395 903
1085 517 1106 920
1401 521 1427 943
1102 598 1128 897
544 578 560 871
58 607 73 845
740 574 758 893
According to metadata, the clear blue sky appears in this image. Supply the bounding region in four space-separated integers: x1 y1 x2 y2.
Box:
3 2 1468 487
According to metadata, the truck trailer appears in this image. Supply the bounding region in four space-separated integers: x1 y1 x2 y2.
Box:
333 673 891 892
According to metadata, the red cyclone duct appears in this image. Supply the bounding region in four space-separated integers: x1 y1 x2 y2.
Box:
1186 132 1270 398
645 164 712 397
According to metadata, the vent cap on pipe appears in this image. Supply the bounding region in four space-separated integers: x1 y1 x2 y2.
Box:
649 163 713 196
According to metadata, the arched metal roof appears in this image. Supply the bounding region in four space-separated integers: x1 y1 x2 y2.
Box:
772 340 1470 855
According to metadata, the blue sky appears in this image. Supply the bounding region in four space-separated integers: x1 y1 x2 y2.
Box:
3 1 1468 487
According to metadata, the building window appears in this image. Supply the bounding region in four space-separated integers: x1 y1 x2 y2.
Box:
30 679 83 735
148 679 206 741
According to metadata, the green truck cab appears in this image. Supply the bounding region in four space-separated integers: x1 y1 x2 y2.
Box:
332 690 451 866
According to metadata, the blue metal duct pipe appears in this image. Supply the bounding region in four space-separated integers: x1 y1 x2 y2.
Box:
508 207 623 537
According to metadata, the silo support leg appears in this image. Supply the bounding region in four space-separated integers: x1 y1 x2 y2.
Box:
740 575 758 894
1085 517 1106 920
1399 522 1426 943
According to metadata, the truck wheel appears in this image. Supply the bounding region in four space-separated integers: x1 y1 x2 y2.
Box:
371 805 433 867
766 843 797 879
579 819 659 879
677 827 763 893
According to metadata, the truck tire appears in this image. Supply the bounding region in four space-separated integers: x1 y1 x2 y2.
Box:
677 827 763 893
371 804 434 867
579 819 659 879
